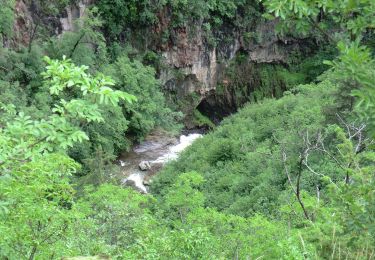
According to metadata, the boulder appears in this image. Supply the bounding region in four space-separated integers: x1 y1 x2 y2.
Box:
138 161 151 171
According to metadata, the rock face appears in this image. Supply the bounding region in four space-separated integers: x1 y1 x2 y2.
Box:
8 0 93 47
155 17 310 124
60 0 93 33
159 20 301 92
160 26 218 97
3 0 34 47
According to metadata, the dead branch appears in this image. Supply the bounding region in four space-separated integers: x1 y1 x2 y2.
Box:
281 145 310 221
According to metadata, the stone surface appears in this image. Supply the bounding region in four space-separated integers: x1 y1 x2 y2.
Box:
153 17 310 128
123 173 148 194
143 179 152 186
60 0 92 33
138 161 151 171
158 19 304 102
4 0 34 47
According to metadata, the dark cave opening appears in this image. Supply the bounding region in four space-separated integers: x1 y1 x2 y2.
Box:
196 94 237 125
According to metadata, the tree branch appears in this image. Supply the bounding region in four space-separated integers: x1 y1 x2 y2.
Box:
28 23 39 53
281 146 310 221
68 32 86 58
0 136 49 168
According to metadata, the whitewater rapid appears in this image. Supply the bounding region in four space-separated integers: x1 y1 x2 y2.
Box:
121 133 202 193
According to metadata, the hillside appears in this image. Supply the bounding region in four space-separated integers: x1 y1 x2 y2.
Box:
0 0 374 259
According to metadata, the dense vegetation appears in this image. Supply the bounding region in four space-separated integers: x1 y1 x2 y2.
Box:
1 0 374 259
95 0 261 45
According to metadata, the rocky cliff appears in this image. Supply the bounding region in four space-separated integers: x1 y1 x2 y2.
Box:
10 0 94 45
155 18 312 125
11 0 314 126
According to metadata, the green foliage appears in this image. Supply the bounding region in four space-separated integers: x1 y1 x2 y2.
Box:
168 0 237 27
95 0 261 45
193 109 216 129
261 0 375 41
73 184 152 256
164 172 205 222
38 56 135 176
294 46 337 82
31 0 73 16
0 1 374 259
0 44 45 91
0 80 26 112
0 55 135 167
0 153 80 259
324 41 375 137
153 83 336 215
46 7 108 68
261 0 375 128
42 56 135 106
105 55 182 140
95 0 159 39
253 2 375 256
153 80 375 257
0 58 135 259
223 60 307 107
0 0 15 39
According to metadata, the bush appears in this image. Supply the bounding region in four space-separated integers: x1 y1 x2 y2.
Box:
153 82 336 215
105 55 182 140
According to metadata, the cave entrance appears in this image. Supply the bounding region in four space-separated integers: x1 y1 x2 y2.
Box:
196 94 235 125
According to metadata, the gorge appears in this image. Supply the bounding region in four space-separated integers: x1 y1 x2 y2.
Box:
1 0 374 259
8 0 322 128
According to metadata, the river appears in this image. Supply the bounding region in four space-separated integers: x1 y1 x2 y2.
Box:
118 131 202 193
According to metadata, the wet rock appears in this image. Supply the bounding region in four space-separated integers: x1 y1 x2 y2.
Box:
159 19 301 100
124 179 136 188
119 160 127 167
143 179 153 186
139 161 151 171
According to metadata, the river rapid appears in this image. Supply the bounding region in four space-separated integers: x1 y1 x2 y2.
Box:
118 131 202 193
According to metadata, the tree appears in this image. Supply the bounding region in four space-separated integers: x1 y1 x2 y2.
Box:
105 54 182 140
324 42 375 137
260 0 375 42
0 57 135 259
164 172 205 223
46 7 108 68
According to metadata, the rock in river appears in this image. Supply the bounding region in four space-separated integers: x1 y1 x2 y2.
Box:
139 161 151 171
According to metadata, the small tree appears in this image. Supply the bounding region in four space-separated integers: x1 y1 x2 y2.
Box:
164 172 205 223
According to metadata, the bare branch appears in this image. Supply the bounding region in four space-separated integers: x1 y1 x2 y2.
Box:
281 144 310 220
282 148 297 196
336 113 352 138
303 150 338 188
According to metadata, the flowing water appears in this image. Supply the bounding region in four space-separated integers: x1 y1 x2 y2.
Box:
118 132 202 193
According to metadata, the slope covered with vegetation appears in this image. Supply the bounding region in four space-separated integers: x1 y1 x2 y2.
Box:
1 0 375 259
